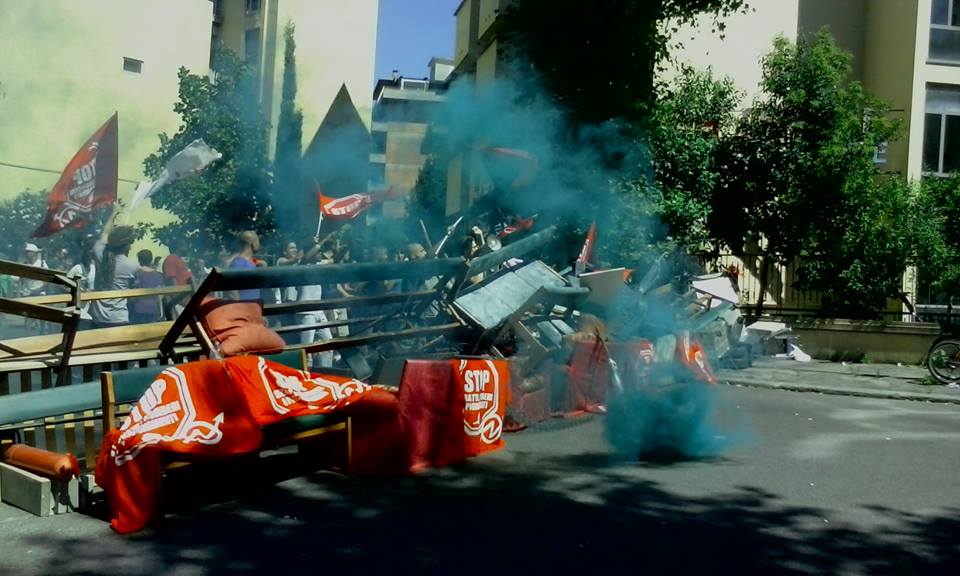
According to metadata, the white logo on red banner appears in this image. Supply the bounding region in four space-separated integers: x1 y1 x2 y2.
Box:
458 359 503 445
111 367 225 466
256 357 370 414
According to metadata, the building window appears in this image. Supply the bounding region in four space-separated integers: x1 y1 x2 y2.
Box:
923 85 960 175
930 0 960 63
400 79 428 91
873 141 889 166
122 57 143 74
245 0 261 14
245 28 261 65
372 131 387 155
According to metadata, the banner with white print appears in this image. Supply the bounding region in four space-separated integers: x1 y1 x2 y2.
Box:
452 358 510 453
33 113 118 237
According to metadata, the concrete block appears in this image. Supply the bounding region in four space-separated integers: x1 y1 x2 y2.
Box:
0 462 78 516
78 473 103 512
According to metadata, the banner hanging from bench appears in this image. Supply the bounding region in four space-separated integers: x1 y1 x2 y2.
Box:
96 357 374 534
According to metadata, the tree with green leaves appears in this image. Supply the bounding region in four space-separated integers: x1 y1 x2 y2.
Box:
649 66 740 253
494 0 746 272
409 154 448 243
713 30 901 315
273 22 304 240
0 190 146 267
144 46 274 258
801 175 914 316
913 175 960 309
499 0 747 126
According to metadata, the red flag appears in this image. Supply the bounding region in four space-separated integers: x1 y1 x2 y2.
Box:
33 114 119 237
482 147 539 188
497 216 535 239
317 190 373 220
576 222 597 267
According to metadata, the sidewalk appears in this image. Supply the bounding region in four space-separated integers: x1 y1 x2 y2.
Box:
716 357 960 405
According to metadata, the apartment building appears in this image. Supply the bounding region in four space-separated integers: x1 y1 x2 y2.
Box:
370 59 451 217
0 0 378 246
668 0 960 308
669 0 960 181
0 0 212 230
213 0 378 156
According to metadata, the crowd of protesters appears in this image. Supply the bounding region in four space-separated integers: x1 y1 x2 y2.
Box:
2 209 452 366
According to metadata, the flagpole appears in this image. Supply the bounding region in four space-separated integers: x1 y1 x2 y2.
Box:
315 211 324 238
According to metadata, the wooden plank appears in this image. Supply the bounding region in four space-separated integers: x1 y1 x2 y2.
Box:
0 299 70 324
264 290 436 315
0 322 175 360
43 417 57 452
16 285 192 306
101 373 117 432
273 315 386 335
19 370 33 393
64 418 78 461
0 258 70 285
294 322 461 353
41 369 52 390
216 258 465 292
22 422 36 446
83 412 97 471
467 226 555 278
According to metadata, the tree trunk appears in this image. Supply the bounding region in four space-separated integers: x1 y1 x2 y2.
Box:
755 253 769 317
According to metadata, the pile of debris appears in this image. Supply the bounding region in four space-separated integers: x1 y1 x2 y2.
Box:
303 223 756 429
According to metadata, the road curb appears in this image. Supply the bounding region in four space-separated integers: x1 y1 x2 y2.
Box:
720 376 960 405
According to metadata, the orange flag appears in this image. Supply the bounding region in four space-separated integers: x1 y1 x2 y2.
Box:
33 113 119 237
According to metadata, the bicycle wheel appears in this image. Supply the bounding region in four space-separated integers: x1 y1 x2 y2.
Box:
927 338 960 384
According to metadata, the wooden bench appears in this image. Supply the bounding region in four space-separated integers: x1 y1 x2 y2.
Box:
158 257 469 380
0 380 103 515
100 349 352 473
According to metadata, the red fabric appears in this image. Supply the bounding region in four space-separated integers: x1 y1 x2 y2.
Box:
675 332 718 385
318 191 373 220
567 338 611 412
397 360 462 470
343 389 410 476
397 359 510 469
453 359 510 455
96 355 512 534
162 254 192 286
497 217 535 239
33 114 118 237
482 147 540 188
95 357 376 534
576 222 597 267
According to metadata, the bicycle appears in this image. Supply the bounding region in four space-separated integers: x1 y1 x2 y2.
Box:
926 334 960 385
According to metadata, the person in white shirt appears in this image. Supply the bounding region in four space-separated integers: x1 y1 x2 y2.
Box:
66 246 96 329
19 243 48 297
297 238 334 369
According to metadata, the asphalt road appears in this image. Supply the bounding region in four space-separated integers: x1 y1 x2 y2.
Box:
1 386 958 576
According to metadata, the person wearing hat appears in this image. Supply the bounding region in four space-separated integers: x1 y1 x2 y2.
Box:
18 243 48 297
88 206 139 328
